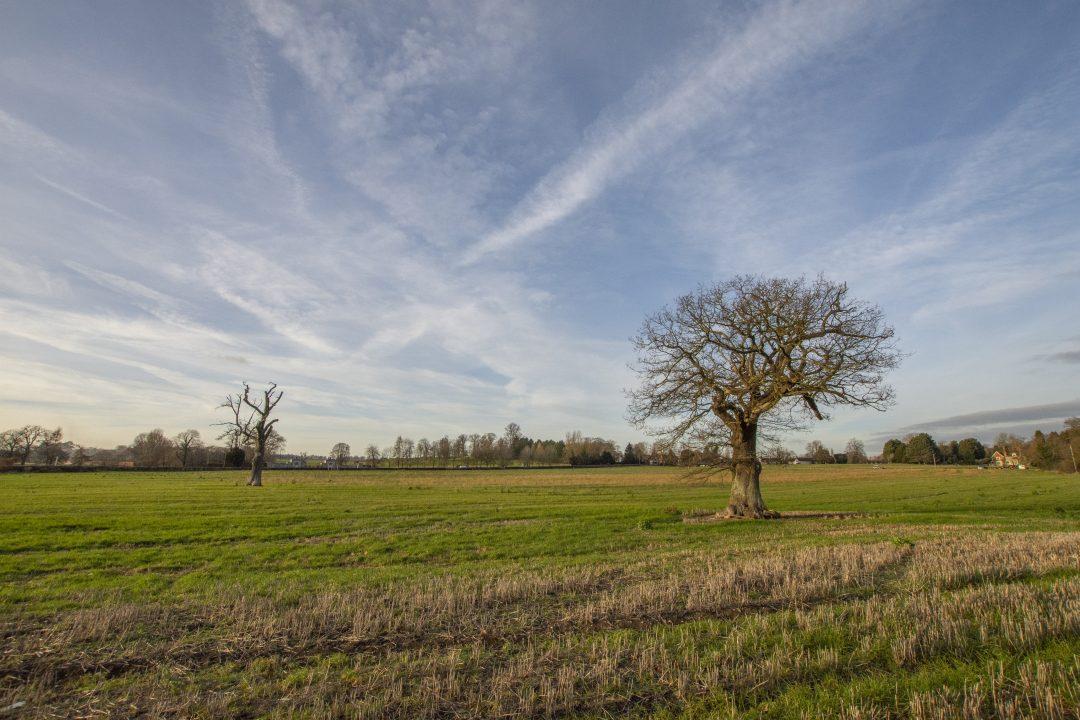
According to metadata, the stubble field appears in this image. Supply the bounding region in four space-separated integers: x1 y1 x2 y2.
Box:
1 464 1078 718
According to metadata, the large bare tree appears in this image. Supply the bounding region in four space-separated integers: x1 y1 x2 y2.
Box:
629 276 899 518
217 382 283 486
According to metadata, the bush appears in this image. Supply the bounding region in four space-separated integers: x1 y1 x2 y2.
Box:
225 446 246 468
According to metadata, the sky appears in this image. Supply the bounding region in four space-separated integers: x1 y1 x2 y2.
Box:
1 0 1079 455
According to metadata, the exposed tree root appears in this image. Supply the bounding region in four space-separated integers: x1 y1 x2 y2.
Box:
722 504 781 520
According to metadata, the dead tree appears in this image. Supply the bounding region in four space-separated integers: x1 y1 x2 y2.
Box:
217 382 283 486
628 276 899 518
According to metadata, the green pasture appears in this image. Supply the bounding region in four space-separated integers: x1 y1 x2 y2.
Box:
1 464 1076 613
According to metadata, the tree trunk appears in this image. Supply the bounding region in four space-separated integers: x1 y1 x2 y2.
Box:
724 421 777 519
248 451 264 487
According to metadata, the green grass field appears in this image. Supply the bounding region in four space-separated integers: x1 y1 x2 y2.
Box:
1 465 1078 718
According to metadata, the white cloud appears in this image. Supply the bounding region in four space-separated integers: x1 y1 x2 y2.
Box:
0 258 70 299
194 233 339 354
462 0 906 263
34 175 131 220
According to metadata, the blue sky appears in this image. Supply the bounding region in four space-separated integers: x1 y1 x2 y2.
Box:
1 0 1079 454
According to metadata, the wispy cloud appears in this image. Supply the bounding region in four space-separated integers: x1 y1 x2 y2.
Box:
873 400 1080 442
0 108 75 158
1040 349 1080 364
33 175 129 220
194 234 338 354
462 0 907 263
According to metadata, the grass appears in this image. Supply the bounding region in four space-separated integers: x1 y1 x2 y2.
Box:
0 464 1077 718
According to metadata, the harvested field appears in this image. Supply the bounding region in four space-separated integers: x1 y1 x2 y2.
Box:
1 465 1077 718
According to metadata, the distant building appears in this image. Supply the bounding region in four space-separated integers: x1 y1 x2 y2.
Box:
271 454 308 469
991 450 1021 468
791 456 815 465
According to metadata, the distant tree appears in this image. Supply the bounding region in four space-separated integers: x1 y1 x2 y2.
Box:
365 444 381 466
503 422 522 458
416 438 432 467
564 431 583 459
629 276 899 518
329 442 351 469
1064 418 1080 473
132 429 177 468
0 429 19 461
761 443 795 464
815 447 835 464
37 427 66 465
174 429 203 468
1027 430 1056 469
88 445 132 466
224 446 245 468
476 433 496 466
1002 420 1080 472
882 438 906 463
1067 423 1075 472
530 441 552 465
622 443 638 464
69 445 92 466
992 432 1024 455
7 425 46 469
806 440 833 464
844 438 868 464
564 432 620 465
937 440 960 465
905 433 940 465
494 438 512 467
956 437 986 464
217 382 283 487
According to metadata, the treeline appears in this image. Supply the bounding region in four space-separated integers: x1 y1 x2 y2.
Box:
786 439 870 464
880 433 986 465
0 422 650 470
879 418 1079 471
0 426 66 468
321 426 636 468
0 426 282 470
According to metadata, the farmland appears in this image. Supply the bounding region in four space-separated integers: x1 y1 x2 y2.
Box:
1 465 1078 718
